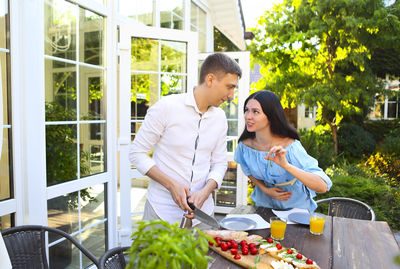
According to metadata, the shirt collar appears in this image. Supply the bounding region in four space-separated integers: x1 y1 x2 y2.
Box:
185 88 216 117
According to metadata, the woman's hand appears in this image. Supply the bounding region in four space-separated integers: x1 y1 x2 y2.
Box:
265 146 289 169
265 187 292 201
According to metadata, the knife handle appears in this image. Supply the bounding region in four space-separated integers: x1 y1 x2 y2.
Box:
187 198 196 210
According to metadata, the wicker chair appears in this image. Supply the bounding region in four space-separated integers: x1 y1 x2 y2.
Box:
316 197 376 221
99 246 130 269
1 225 99 268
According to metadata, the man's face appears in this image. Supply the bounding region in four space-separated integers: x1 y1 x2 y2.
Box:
207 72 239 107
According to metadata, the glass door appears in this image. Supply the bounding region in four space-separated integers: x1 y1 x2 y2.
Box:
118 23 198 246
198 51 250 214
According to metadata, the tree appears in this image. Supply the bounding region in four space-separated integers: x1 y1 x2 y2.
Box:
248 0 400 154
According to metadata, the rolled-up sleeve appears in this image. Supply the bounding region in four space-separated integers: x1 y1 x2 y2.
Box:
129 100 167 175
207 114 228 189
289 143 332 191
234 143 252 176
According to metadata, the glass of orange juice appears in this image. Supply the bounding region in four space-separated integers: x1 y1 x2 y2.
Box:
270 217 287 240
309 214 325 235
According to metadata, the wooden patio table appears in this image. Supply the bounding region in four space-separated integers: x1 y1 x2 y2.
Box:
207 205 400 269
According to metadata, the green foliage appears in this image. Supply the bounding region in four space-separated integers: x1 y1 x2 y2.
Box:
379 128 400 157
318 166 400 231
299 127 335 169
363 153 400 187
126 220 214 269
337 123 376 158
381 136 400 157
45 102 93 209
247 179 255 206
248 0 400 153
364 119 400 142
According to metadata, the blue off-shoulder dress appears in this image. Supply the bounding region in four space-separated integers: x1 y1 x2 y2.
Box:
234 140 332 211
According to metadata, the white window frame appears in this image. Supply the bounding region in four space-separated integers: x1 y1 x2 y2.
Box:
198 51 250 214
118 23 197 246
5 0 120 255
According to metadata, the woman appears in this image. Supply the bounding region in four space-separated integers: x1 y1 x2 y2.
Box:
234 90 332 211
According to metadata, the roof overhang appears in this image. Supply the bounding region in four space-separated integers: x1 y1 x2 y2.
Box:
208 0 246 50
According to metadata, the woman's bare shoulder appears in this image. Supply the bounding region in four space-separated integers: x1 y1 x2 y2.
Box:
241 138 254 148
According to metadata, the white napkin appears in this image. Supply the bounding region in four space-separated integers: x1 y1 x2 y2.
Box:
0 233 12 269
223 213 270 230
272 208 309 224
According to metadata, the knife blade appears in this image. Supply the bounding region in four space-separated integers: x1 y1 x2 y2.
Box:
188 201 221 229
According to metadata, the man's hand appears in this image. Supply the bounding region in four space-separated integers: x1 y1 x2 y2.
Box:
169 183 192 212
184 179 218 219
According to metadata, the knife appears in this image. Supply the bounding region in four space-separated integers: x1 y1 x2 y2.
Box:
188 201 221 229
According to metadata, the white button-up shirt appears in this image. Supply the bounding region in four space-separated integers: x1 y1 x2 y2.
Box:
129 89 228 224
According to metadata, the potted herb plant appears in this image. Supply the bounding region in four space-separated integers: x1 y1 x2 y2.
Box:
126 220 214 269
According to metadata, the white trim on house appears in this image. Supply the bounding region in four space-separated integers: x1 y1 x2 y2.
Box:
11 0 47 225
118 24 198 246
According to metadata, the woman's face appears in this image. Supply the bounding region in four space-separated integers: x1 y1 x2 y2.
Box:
244 99 269 132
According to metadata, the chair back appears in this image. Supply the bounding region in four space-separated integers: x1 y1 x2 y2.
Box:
99 246 129 269
2 228 48 269
1 225 99 269
316 197 375 221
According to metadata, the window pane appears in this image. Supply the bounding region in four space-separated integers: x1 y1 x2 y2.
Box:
131 73 158 118
0 128 11 200
227 138 238 153
44 0 77 60
130 122 142 141
227 120 238 137
81 223 106 267
161 41 187 73
49 238 80 268
131 38 159 71
388 102 397 118
79 66 105 120
48 194 79 242
46 124 78 186
161 74 186 96
80 123 106 177
160 0 184 30
198 7 206 32
119 0 154 26
374 103 384 118
173 14 184 30
190 2 197 26
160 12 171 28
1 52 8 125
0 213 13 230
45 59 77 121
215 187 236 207
0 0 8 50
80 8 104 66
161 0 184 17
80 185 105 229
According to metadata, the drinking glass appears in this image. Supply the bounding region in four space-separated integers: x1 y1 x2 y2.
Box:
270 216 287 240
309 213 325 235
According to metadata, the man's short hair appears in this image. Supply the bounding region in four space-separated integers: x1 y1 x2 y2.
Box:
199 53 242 84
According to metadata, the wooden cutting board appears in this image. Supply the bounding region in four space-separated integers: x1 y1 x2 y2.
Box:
209 245 279 269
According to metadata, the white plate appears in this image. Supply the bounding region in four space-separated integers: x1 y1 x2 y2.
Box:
288 212 310 225
220 217 257 231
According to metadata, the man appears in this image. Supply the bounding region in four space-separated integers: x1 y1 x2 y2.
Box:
130 53 242 228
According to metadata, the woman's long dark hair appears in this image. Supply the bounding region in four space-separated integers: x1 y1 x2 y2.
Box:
238 90 300 142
